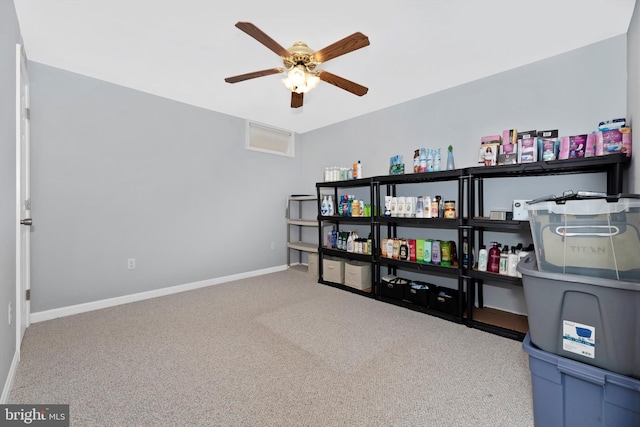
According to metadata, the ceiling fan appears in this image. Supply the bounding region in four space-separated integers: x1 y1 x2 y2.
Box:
224 22 370 108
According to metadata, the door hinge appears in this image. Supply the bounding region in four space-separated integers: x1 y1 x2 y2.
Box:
26 289 30 301
25 107 30 120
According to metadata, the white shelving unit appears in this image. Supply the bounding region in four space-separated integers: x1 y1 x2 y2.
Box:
286 195 318 266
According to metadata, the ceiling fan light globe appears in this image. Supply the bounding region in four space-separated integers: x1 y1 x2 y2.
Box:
307 74 320 90
288 66 306 86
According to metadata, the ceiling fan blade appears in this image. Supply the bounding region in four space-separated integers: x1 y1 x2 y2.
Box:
225 68 283 83
291 92 304 108
318 71 368 96
313 32 370 63
235 22 290 57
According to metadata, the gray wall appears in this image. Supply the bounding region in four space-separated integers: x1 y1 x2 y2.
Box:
0 0 21 400
29 63 303 312
298 35 628 180
298 35 630 313
629 1 639 193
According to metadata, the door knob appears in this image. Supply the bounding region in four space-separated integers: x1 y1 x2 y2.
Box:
20 218 32 226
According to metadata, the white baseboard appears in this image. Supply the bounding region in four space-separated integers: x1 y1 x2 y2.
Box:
1 350 19 404
30 265 288 324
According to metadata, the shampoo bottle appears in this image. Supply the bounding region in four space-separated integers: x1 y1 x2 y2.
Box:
488 242 500 273
507 247 519 277
399 239 408 261
477 246 488 271
499 244 509 275
431 240 441 265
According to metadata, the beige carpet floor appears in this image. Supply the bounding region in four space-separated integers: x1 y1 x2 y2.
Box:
9 268 534 426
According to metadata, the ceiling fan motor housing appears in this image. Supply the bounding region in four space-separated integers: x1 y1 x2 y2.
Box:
283 41 317 71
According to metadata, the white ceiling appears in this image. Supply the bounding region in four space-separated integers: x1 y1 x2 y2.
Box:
13 0 637 134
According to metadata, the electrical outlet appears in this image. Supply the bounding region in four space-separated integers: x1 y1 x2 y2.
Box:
8 302 12 326
270 242 276 250
128 258 136 270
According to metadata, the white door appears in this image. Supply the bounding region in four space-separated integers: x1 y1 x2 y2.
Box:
16 43 31 349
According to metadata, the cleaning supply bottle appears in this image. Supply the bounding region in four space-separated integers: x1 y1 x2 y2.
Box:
327 195 334 216
347 231 355 253
321 196 329 216
356 160 362 179
488 242 500 273
499 244 509 275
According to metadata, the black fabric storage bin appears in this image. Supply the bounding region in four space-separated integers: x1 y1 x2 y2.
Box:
403 281 434 307
380 276 408 300
429 286 465 316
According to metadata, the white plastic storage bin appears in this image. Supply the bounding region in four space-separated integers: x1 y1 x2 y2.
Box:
525 193 640 281
344 261 371 291
518 255 640 378
322 257 344 284
523 333 640 427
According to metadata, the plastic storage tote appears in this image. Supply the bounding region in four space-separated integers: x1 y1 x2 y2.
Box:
525 192 640 281
523 333 640 427
518 255 640 378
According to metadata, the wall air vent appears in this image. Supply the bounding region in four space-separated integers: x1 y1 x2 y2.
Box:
246 121 295 157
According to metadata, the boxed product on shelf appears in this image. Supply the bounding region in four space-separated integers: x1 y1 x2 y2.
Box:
595 127 632 157
429 286 465 316
522 333 640 427
344 261 371 290
537 129 559 161
525 193 640 280
478 142 499 166
380 275 409 300
518 255 640 378
403 280 434 307
558 134 588 160
323 257 345 284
